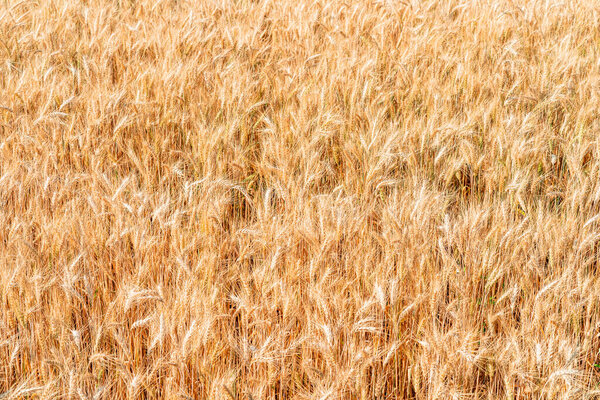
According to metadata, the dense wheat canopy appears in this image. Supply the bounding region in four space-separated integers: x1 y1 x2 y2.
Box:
3 0 600 398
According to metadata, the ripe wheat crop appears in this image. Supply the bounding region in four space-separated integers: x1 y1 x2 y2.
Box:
2 0 600 398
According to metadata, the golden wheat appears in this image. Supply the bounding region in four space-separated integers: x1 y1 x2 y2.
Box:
2 0 600 398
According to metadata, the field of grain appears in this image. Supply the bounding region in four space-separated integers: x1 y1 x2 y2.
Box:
2 0 600 398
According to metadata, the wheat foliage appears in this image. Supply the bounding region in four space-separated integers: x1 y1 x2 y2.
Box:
2 0 600 398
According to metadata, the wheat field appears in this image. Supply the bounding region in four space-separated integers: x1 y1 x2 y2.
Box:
2 0 600 398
